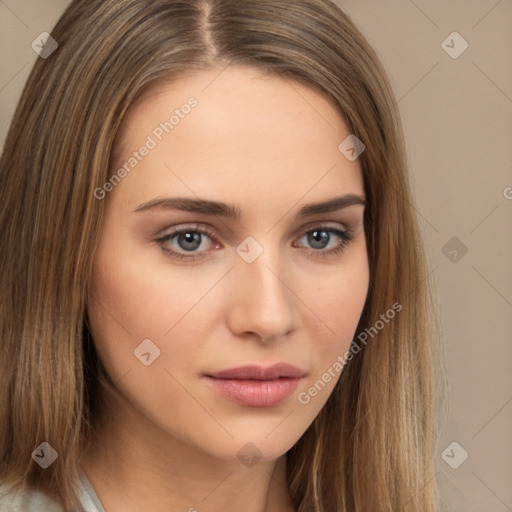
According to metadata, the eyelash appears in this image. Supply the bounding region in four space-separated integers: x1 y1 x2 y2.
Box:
155 224 354 261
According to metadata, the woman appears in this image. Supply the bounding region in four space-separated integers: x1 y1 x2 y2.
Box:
0 0 441 510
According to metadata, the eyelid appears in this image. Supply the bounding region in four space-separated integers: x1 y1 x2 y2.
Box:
294 219 350 237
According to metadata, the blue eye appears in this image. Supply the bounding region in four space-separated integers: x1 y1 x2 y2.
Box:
156 225 217 260
295 226 353 256
156 224 354 261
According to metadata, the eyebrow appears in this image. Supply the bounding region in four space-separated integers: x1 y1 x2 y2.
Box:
134 194 366 219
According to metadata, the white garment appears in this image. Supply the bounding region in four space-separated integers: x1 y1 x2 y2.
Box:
0 471 104 512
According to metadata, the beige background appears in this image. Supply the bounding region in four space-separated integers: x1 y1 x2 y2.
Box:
1 1 511 510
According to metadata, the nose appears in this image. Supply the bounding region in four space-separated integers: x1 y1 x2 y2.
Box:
226 244 299 344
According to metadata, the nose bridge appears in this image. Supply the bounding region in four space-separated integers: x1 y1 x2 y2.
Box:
228 235 298 339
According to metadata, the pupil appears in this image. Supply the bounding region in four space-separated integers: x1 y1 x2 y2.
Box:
179 232 201 251
309 230 329 249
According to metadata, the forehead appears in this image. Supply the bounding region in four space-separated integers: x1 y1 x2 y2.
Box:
108 66 364 216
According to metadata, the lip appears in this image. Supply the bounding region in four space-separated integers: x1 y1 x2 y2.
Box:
207 363 306 380
203 363 306 407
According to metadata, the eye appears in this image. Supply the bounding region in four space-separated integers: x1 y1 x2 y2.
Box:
156 224 218 261
155 224 354 261
294 225 354 257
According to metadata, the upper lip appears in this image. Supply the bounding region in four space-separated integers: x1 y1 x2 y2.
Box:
205 363 306 380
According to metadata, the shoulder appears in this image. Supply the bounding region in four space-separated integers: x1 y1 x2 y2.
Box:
0 483 63 511
0 473 104 512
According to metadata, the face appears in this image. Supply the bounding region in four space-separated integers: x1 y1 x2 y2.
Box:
88 65 369 464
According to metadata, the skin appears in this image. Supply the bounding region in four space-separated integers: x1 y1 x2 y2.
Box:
82 65 369 512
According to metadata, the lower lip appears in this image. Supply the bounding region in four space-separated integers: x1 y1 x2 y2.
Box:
204 376 301 407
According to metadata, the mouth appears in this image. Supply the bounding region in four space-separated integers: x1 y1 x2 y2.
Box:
203 363 306 408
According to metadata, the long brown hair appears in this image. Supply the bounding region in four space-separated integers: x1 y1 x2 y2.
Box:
0 1 442 510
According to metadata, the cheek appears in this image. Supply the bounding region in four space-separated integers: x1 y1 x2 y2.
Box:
302 251 369 379
86 239 170 382
86 238 221 383
88 235 194 338
318 247 368 323
291 256 369 417
331 265 369 338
